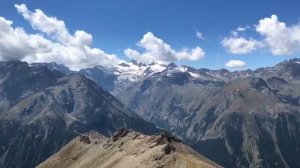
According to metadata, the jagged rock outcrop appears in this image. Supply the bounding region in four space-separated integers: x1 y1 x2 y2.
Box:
37 129 221 168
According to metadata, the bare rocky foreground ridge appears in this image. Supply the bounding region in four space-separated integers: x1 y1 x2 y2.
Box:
37 128 221 168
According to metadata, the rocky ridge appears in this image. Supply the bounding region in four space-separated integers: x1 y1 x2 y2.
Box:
37 128 221 168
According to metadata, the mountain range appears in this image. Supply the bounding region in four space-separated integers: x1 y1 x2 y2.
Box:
1 58 300 168
74 58 300 167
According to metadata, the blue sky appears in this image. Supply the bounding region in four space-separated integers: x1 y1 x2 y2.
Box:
0 0 300 70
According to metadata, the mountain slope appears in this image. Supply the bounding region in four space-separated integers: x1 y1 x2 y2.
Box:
0 61 159 168
115 63 300 167
188 77 300 167
76 58 300 167
37 129 221 168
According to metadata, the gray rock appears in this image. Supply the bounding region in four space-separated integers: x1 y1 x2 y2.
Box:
0 61 159 168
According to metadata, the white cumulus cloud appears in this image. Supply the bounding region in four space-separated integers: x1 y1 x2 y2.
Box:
0 4 121 70
256 15 300 55
15 4 69 43
221 37 259 54
124 32 205 64
0 17 52 61
222 15 300 56
225 60 246 68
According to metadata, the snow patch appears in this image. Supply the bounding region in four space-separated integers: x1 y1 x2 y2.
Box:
114 62 167 82
175 66 187 72
189 72 200 78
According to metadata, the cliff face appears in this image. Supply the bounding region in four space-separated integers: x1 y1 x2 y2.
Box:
188 78 300 168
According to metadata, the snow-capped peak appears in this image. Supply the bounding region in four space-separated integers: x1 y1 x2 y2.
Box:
113 61 167 82
174 66 188 72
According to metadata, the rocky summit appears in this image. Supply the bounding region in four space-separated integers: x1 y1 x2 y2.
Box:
37 128 221 168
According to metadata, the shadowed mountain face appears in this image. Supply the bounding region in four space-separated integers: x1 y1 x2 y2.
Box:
188 78 300 168
76 58 300 168
0 61 159 168
37 129 221 168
